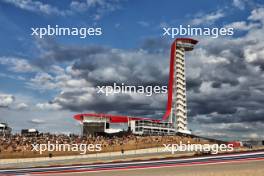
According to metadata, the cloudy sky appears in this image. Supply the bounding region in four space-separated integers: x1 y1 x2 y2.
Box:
0 0 264 140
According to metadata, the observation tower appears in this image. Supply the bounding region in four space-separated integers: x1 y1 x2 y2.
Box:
166 38 198 134
74 38 198 136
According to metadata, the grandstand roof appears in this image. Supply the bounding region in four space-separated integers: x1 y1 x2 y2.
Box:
74 113 160 123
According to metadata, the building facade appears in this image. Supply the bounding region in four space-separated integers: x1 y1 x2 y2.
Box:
0 123 12 137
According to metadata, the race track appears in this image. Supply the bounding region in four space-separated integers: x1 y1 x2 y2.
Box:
1 151 264 175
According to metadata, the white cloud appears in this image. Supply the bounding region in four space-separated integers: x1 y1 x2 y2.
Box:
3 0 123 19
3 0 69 16
0 94 15 107
0 57 36 73
50 65 65 75
28 72 56 90
65 79 88 89
248 7 264 22
70 1 88 12
16 103 29 110
88 67 127 82
0 72 26 81
138 21 150 27
36 102 62 110
70 0 121 20
225 21 260 31
232 0 246 10
244 44 264 63
190 10 225 25
29 118 45 124
27 67 92 92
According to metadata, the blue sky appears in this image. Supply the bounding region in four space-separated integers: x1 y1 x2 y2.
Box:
0 0 264 140
0 0 255 50
0 0 254 93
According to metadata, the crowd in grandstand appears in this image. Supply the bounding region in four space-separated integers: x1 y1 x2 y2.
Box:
0 133 201 157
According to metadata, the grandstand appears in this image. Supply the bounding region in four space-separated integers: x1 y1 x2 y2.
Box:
0 133 213 159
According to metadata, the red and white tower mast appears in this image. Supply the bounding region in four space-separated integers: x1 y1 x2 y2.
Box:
162 38 198 134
